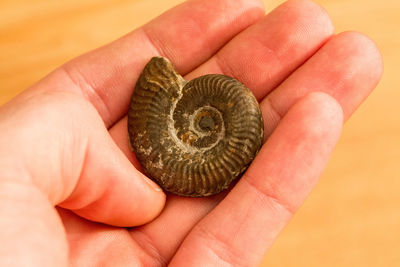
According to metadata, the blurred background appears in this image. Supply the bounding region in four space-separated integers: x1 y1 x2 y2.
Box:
0 0 398 266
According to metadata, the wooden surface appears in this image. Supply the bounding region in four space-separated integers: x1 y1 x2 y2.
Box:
0 0 399 266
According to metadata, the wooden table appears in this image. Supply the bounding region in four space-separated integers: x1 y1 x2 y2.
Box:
1 0 399 266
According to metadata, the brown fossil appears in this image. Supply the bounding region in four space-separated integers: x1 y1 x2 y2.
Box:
127 57 264 197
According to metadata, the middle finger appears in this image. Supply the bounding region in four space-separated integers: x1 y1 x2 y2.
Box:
186 0 333 100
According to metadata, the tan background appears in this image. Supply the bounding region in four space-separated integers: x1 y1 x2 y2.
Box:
0 0 399 266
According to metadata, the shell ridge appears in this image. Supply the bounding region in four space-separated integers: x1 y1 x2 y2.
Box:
198 163 208 195
227 139 253 160
186 162 194 195
208 161 222 190
203 163 215 194
215 156 230 184
220 151 237 173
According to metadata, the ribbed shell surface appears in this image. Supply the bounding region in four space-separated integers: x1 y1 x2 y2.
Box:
128 57 264 197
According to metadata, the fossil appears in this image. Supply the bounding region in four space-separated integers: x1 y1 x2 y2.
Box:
128 57 264 197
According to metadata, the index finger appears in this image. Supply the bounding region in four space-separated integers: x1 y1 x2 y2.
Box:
54 0 265 127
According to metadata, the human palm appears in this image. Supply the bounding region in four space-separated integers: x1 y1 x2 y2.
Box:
0 0 382 266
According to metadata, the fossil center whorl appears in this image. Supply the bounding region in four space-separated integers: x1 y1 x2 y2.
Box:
190 106 223 136
170 95 225 153
128 56 264 197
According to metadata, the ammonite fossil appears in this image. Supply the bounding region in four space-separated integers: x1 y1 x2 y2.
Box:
128 57 263 197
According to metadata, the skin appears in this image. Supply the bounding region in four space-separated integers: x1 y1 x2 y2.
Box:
0 0 382 266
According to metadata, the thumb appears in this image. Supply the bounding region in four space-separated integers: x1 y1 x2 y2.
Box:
0 85 166 227
57 97 166 226
55 92 166 226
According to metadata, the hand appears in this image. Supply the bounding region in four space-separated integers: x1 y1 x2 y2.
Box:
0 0 382 266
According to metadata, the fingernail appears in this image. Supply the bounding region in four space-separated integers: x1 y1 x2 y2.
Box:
142 174 163 192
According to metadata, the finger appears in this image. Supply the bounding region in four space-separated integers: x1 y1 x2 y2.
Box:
0 90 165 227
262 31 383 136
186 0 334 100
170 92 343 266
54 0 265 127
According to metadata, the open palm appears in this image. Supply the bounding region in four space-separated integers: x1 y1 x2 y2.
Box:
0 0 382 266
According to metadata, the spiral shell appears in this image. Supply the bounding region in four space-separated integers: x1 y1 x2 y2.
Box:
128 57 263 197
